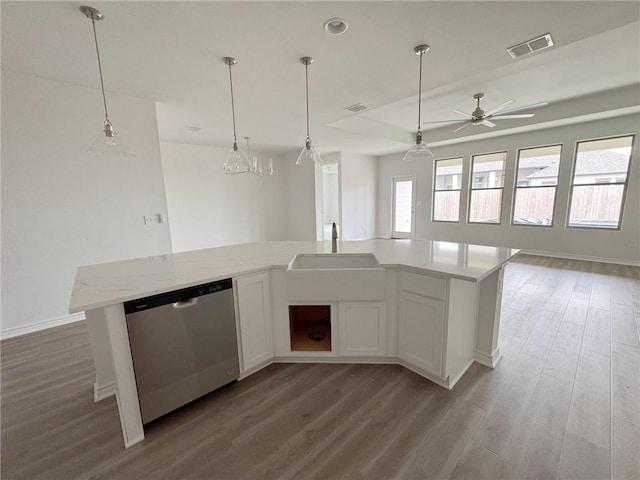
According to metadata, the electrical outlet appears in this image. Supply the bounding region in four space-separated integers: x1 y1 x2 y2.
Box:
143 214 163 225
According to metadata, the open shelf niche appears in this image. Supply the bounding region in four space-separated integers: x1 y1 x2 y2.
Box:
289 305 331 352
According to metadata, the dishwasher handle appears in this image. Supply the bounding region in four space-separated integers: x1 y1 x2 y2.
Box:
172 297 199 309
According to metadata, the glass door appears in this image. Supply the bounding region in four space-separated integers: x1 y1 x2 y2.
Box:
392 176 415 238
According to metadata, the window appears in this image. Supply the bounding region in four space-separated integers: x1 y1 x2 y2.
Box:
468 152 507 224
512 144 562 226
433 157 463 222
568 135 634 229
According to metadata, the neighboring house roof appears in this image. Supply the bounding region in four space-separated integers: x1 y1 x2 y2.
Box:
437 156 552 176
436 150 629 178
519 155 558 169
528 150 629 178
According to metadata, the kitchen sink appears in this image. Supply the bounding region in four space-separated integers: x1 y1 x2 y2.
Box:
286 253 385 301
288 253 381 270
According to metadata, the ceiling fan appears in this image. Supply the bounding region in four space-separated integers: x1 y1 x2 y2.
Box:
424 93 548 132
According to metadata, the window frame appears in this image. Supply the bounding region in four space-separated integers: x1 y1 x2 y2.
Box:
510 143 563 228
467 150 507 225
566 134 635 231
432 156 464 223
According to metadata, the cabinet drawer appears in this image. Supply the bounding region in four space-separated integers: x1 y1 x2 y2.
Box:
400 271 447 300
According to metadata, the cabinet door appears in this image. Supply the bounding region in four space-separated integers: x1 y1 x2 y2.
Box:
398 291 445 377
236 272 273 372
339 302 386 356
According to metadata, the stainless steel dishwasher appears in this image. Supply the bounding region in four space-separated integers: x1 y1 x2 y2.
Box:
124 278 238 424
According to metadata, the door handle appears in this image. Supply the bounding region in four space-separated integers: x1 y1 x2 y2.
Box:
172 297 199 309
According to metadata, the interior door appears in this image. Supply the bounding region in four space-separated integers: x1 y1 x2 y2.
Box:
392 176 416 238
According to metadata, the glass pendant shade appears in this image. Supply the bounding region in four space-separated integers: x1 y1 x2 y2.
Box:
404 44 434 162
88 120 133 157
403 133 434 162
81 6 133 158
296 139 322 166
297 57 322 167
223 142 251 174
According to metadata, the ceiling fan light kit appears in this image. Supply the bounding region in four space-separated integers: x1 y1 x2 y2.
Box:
423 92 549 132
81 5 133 158
403 44 435 162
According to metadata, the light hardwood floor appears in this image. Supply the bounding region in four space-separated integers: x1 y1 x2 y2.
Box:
1 255 639 479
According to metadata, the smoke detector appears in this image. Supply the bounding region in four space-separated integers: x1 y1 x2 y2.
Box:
344 103 369 113
507 33 554 59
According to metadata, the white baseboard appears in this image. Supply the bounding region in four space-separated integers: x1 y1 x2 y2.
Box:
520 249 639 267
94 380 118 402
1 312 86 340
474 348 503 369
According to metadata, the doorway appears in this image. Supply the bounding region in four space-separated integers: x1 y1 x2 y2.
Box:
392 176 416 238
321 163 340 240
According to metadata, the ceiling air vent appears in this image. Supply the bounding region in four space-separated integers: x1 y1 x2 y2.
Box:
507 33 554 59
344 103 369 113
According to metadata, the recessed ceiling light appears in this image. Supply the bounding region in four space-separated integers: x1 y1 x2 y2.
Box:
324 18 348 35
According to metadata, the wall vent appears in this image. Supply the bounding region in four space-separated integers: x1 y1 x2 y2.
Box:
344 103 369 113
185 125 202 132
507 33 554 59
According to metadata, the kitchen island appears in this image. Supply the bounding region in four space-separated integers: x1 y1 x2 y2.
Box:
69 239 518 448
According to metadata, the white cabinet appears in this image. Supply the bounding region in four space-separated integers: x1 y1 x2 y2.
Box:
235 272 273 373
339 302 386 356
398 291 445 378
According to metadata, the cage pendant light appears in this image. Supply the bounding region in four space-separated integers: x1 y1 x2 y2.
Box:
80 5 133 158
403 45 434 162
222 57 251 174
244 137 274 176
296 57 322 166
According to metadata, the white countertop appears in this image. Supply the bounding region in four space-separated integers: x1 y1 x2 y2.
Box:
69 239 519 313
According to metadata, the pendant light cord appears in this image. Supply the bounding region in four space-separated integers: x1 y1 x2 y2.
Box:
90 15 110 123
305 63 310 140
417 51 423 134
227 63 238 143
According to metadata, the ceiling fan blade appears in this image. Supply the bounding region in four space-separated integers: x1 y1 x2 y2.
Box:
483 99 516 117
490 114 535 120
422 119 467 124
454 122 471 132
498 102 549 115
481 120 496 128
453 109 471 118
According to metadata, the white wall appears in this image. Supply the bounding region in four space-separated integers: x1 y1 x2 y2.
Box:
160 141 287 252
377 114 640 264
283 151 317 240
341 152 378 240
1 70 173 336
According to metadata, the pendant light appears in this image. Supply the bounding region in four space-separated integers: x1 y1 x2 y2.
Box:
296 56 322 166
244 137 274 176
403 45 434 162
222 57 251 174
80 5 133 157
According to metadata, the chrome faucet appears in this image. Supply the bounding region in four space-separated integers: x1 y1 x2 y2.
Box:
331 222 338 253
